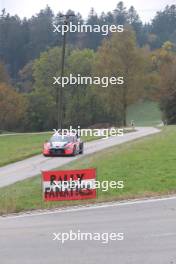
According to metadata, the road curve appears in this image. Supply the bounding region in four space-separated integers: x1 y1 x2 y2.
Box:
0 196 176 264
0 127 159 188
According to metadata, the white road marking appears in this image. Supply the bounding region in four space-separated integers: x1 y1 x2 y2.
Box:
146 233 176 238
1 195 176 220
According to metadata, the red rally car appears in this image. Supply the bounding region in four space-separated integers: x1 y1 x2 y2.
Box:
43 133 84 157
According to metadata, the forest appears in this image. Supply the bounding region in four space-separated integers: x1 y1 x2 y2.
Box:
0 2 176 131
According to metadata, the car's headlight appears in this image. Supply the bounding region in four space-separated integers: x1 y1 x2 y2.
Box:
65 144 73 150
44 142 51 149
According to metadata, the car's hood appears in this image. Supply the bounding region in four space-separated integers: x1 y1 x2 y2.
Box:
51 141 68 148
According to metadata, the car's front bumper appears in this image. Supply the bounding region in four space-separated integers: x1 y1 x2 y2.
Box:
43 147 73 156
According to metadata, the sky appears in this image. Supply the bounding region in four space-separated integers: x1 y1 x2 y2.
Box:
0 0 175 22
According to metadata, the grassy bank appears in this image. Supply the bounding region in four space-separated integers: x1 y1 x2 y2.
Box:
127 100 161 126
0 133 51 167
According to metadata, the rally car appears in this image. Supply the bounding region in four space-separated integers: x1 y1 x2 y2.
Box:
43 133 84 157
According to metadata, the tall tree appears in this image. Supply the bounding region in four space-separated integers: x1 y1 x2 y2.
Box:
150 41 176 123
65 48 96 127
0 62 9 83
113 2 128 25
95 29 146 126
151 5 176 48
0 83 27 130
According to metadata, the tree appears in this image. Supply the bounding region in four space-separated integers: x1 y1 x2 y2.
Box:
127 6 144 46
150 41 176 124
0 62 9 83
151 5 176 48
27 6 55 60
65 48 96 127
94 29 146 126
26 46 63 130
0 83 27 130
17 61 34 93
113 2 128 25
84 8 104 50
24 90 56 131
159 57 176 124
25 45 110 130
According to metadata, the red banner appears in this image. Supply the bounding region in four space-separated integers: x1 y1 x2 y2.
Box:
42 168 96 201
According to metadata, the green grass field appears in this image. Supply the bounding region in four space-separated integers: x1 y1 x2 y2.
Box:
127 100 161 126
0 133 52 167
0 126 176 215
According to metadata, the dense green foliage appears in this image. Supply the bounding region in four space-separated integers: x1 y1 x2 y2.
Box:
0 2 176 130
1 3 176 79
23 31 146 130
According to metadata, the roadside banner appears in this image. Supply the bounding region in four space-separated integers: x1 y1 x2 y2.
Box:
42 168 96 201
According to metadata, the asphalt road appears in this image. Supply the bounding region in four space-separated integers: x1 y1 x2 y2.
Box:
0 196 176 264
0 127 159 188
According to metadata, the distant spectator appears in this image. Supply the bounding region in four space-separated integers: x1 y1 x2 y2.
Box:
131 120 135 129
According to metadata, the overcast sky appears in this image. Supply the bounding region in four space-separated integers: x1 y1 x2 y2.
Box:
0 0 175 22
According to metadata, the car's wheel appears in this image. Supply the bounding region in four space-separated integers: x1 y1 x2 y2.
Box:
72 146 77 156
79 144 84 154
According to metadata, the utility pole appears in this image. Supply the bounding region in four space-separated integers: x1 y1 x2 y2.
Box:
57 14 75 130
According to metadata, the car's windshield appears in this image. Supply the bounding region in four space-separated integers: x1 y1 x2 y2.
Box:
50 135 74 143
